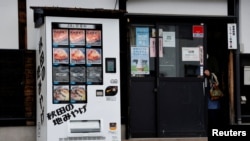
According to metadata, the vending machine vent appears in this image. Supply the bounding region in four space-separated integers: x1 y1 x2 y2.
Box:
59 136 106 141
69 120 101 133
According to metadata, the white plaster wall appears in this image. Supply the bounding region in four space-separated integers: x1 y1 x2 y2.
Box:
239 0 250 53
26 0 119 50
127 0 227 16
0 0 18 49
0 126 36 141
0 0 118 140
0 3 33 141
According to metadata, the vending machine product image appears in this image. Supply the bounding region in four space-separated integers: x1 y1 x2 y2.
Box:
36 16 121 141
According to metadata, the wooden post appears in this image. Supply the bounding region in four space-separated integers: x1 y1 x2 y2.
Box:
228 50 235 124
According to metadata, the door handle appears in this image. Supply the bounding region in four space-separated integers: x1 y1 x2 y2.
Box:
153 88 158 93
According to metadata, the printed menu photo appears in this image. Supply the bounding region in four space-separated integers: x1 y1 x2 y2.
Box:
53 66 69 83
70 66 86 83
70 29 85 46
70 48 85 64
87 67 102 84
70 85 87 103
52 29 69 46
86 48 102 64
53 48 69 64
86 30 102 46
53 85 70 103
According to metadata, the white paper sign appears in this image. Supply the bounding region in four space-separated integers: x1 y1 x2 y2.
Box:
227 23 237 49
163 32 175 47
182 47 200 61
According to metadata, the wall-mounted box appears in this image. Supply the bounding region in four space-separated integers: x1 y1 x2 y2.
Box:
244 66 250 85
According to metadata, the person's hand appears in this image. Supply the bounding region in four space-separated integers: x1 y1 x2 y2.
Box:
212 83 219 87
197 75 203 78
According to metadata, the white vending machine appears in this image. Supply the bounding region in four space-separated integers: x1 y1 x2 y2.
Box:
36 16 121 141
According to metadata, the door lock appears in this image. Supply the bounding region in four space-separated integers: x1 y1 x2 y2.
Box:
153 88 158 92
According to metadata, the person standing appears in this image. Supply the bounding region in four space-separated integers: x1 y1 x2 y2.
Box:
204 68 222 129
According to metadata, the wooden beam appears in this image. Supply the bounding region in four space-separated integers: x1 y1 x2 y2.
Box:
228 50 235 124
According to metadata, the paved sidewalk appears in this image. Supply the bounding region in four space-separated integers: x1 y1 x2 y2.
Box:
123 137 208 141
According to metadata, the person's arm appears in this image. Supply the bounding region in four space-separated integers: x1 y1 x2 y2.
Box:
211 73 219 87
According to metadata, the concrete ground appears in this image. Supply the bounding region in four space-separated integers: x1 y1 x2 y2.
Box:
121 125 208 141
123 138 208 141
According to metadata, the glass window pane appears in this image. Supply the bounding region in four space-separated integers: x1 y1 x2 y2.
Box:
129 25 155 77
159 24 204 78
159 25 177 77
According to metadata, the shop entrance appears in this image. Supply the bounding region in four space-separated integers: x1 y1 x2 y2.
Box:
206 22 230 126
128 23 207 138
125 16 236 138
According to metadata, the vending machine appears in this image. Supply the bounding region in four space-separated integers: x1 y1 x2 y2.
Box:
36 16 121 141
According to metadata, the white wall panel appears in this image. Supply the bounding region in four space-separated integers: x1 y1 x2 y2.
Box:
26 0 118 50
127 0 227 16
239 0 250 53
0 0 18 49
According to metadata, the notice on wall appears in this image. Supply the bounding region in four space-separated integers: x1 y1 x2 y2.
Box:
192 25 204 38
182 47 200 61
149 38 163 57
159 38 163 57
199 45 204 65
150 38 156 57
131 47 149 75
227 23 237 49
136 27 149 47
163 31 175 47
